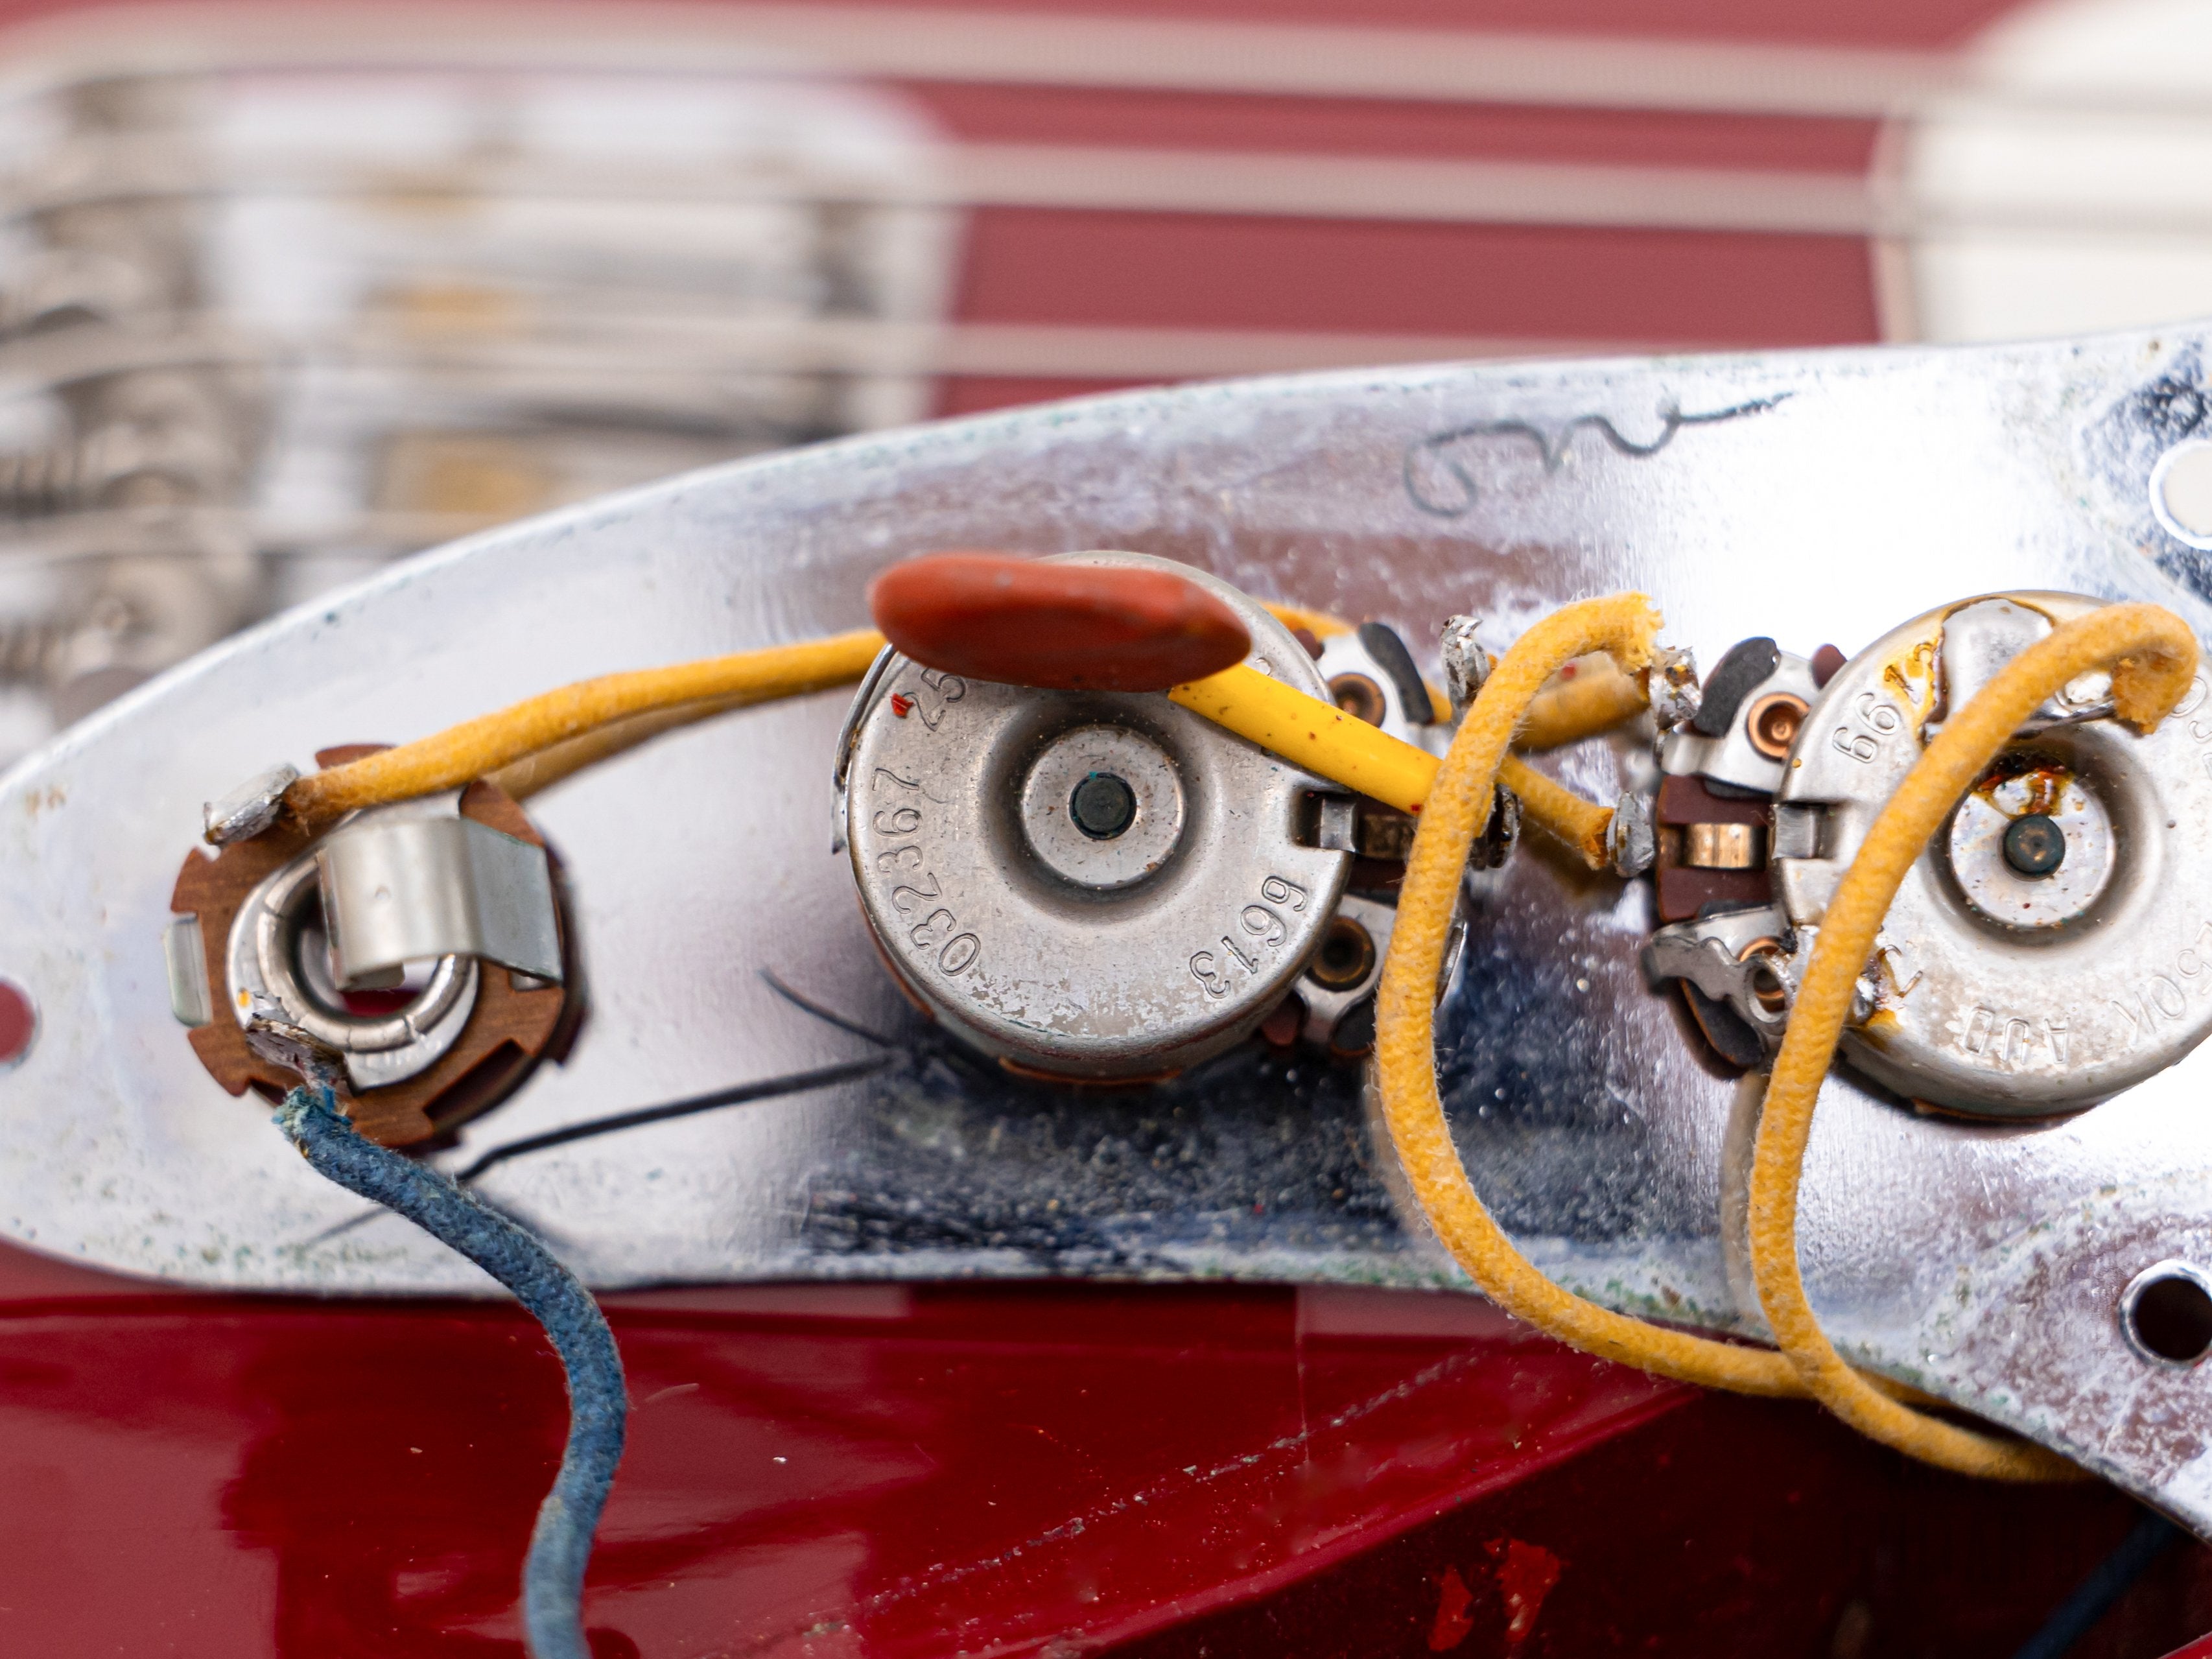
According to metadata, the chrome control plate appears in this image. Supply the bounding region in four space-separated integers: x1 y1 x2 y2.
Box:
10 324 2212 1525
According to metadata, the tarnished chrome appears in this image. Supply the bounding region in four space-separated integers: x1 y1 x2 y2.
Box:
21 324 2212 1530
317 811 563 988
1774 591 2212 1118
844 552 1350 1079
225 837 480 1092
202 762 299 847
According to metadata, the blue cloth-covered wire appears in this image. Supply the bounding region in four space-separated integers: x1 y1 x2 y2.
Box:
276 1087 626 1659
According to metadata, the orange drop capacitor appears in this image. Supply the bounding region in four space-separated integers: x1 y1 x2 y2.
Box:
868 550 1250 692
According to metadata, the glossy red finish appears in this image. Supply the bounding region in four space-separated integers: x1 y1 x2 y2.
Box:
0 1233 2203 1658
1117 1395 2212 1659
0 1254 1673 1655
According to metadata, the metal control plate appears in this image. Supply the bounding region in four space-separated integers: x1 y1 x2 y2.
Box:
12 324 2212 1527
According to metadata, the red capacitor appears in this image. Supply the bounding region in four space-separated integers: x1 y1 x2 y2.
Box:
868 551 1251 691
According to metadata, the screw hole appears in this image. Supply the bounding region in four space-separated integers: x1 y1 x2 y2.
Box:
2122 1263 2212 1365
1747 961 1788 1016
2156 439 2212 548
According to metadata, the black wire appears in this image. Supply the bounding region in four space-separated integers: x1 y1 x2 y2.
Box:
445 975 898 1185
450 1054 893 1184
757 967 900 1048
297 1053 893 1248
2008 1509 2182 1659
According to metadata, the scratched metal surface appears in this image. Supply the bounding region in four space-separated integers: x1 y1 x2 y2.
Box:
9 324 2212 1523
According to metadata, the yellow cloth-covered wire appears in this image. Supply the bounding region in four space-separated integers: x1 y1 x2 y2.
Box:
1745 601 2197 1482
1168 662 1616 868
1263 602 1352 640
283 629 888 829
1516 654 1651 751
280 599 1367 826
1496 754 1613 867
1374 593 1806 1396
1170 664 1437 816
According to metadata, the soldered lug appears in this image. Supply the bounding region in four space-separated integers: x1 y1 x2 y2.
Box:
242 1003 347 1093
1608 790 1655 877
1471 784 1521 872
1925 596 2117 738
1318 624 1435 747
1850 974 1879 1027
1645 645 1702 733
1439 614 1490 720
203 762 300 846
1299 894 1391 1053
1298 891 1469 1059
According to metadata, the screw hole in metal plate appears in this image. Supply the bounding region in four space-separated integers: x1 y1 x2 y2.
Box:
2121 1261 2212 1365
2152 440 2212 550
